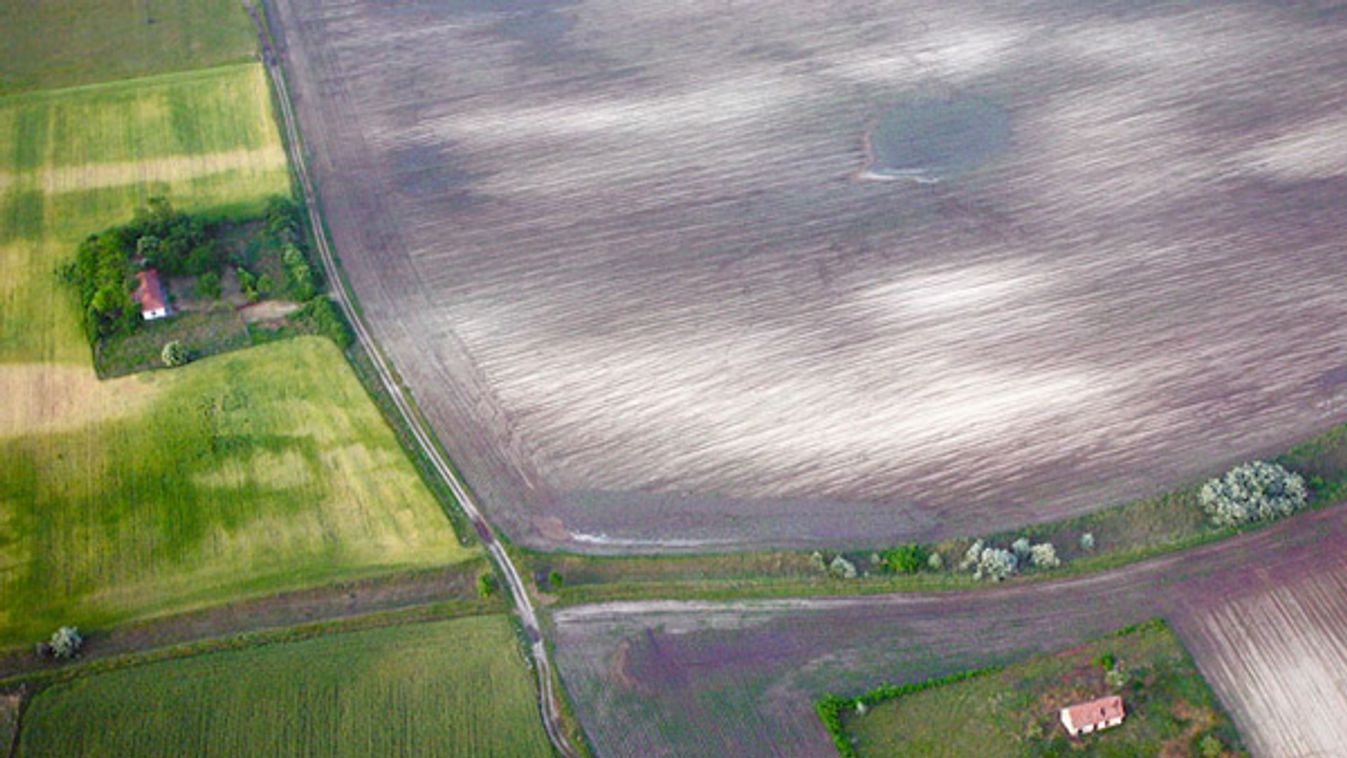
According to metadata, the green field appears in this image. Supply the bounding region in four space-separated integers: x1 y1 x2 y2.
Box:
0 62 473 647
841 621 1245 757
0 63 289 365
0 0 257 95
15 616 552 757
0 337 474 645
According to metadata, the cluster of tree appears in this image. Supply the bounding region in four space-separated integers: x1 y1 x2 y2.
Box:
63 231 137 340
958 537 1060 582
261 196 321 301
1200 460 1308 527
293 297 353 349
809 551 858 579
235 266 274 303
128 197 219 276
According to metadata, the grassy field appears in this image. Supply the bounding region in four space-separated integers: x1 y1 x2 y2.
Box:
0 336 474 646
15 615 552 757
840 621 1245 758
0 0 257 95
0 63 289 365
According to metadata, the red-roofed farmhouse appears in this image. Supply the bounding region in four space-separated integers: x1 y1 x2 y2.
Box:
133 269 170 320
1060 695 1125 736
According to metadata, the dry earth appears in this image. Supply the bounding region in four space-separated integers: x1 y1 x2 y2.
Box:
269 0 1347 551
551 504 1347 757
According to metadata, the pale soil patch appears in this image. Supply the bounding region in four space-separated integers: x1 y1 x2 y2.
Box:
0 363 153 437
0 147 287 196
239 299 300 323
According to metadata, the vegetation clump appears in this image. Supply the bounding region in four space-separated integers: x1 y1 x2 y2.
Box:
1200 461 1307 527
161 340 190 367
38 626 83 660
882 544 928 575
959 537 1060 582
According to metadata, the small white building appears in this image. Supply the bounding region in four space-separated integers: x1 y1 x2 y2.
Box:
133 269 170 320
1061 695 1125 736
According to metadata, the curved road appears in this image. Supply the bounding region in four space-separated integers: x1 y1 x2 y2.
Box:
245 5 581 756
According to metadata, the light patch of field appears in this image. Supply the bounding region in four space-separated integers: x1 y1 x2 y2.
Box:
1178 562 1347 758
0 0 256 94
14 616 552 757
0 63 290 366
0 337 474 646
0 364 152 437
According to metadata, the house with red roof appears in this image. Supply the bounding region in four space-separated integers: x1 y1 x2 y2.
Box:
1060 695 1125 736
133 269 170 320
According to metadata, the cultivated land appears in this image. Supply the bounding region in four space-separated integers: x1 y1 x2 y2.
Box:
1171 555 1347 757
550 502 1347 757
0 0 256 95
14 615 552 757
843 621 1244 757
270 0 1347 552
0 337 472 646
0 62 473 648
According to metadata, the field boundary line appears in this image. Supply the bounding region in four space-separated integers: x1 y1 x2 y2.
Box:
243 4 582 755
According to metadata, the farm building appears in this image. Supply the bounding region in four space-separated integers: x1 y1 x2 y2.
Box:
1060 695 1125 736
133 269 169 320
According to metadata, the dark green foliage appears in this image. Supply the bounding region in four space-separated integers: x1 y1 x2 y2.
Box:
883 544 929 574
476 571 497 598
548 570 564 589
128 197 210 276
282 243 317 300
1096 652 1116 670
256 274 274 297
236 267 259 302
264 194 304 244
63 231 136 340
194 271 222 300
293 297 352 349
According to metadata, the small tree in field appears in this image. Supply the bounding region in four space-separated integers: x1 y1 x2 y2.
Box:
1079 532 1096 551
1029 542 1060 569
49 626 83 660
927 552 944 571
974 548 1017 582
476 571 497 598
161 340 189 367
883 544 928 574
828 555 858 579
1200 461 1307 527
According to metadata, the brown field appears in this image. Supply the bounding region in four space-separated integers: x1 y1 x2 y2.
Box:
551 503 1347 756
1169 549 1347 757
269 0 1347 551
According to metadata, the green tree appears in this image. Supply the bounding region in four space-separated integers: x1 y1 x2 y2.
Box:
48 626 83 660
476 571 497 598
883 544 929 574
161 340 190 367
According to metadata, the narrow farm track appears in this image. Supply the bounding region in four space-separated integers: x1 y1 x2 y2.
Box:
245 6 581 756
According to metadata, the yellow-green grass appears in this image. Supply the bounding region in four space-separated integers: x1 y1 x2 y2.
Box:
0 63 289 365
15 615 552 757
0 0 257 95
843 622 1245 757
0 336 475 646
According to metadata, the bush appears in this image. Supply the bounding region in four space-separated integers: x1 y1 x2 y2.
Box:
809 550 827 572
828 555 858 579
974 548 1017 582
1029 542 1060 569
476 571 497 598
1011 537 1032 561
927 552 944 571
195 271 222 300
161 340 190 367
48 626 83 660
959 540 985 572
1200 461 1308 527
294 297 353 349
1079 532 1096 551
1198 735 1224 758
547 570 563 588
883 544 929 574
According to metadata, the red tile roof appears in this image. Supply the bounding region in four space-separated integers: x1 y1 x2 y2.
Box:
1063 695 1125 729
134 269 167 314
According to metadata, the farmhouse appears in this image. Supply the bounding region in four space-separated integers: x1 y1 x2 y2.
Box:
1060 695 1125 736
133 269 169 320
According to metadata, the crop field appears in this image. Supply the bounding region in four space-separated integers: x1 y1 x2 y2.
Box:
844 621 1243 757
0 337 473 646
14 615 552 757
550 503 1347 756
1168 549 1347 757
0 63 289 365
271 0 1347 551
0 0 256 94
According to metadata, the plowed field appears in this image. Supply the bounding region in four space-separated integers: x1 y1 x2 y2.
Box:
269 0 1347 552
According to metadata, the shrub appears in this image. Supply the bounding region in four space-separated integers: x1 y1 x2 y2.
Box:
883 544 928 574
1011 537 1032 561
927 552 944 571
476 571 497 598
959 540 985 572
1029 542 1060 569
1198 735 1224 758
828 555 858 579
161 340 190 367
1105 665 1127 690
1200 461 1308 527
294 297 353 349
974 548 1017 582
48 626 83 660
195 271 222 299
547 570 563 588
809 550 828 572
1079 532 1096 551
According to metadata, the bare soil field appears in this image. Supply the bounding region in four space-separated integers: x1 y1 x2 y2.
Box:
269 0 1347 551
551 503 1347 756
